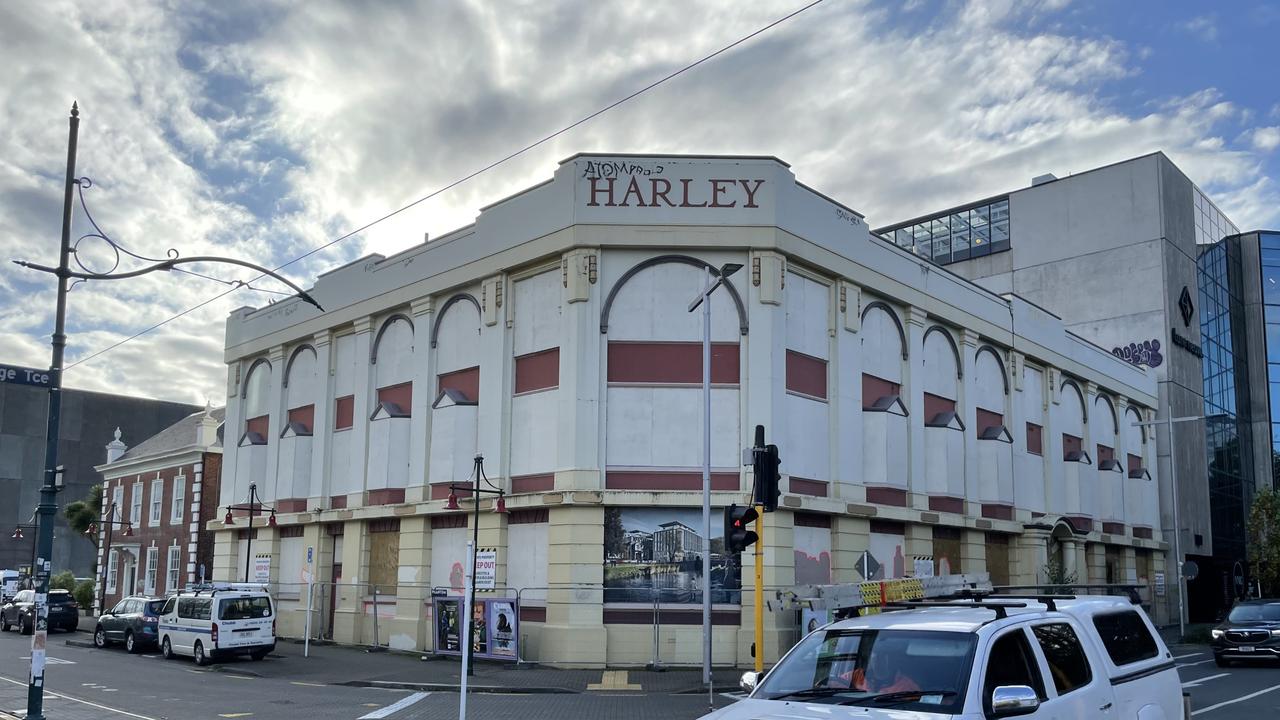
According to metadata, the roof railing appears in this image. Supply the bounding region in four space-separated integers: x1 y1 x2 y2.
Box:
887 600 1028 620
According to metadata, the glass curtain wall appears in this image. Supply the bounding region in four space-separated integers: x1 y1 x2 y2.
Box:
878 197 1010 266
1258 232 1280 486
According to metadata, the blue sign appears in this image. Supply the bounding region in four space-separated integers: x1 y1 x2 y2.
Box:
0 363 57 388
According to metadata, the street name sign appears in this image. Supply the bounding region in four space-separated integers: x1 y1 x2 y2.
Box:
0 363 57 388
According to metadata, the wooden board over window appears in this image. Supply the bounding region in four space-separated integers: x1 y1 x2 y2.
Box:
368 525 400 596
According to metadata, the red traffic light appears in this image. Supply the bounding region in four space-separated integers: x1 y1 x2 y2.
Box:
723 504 759 553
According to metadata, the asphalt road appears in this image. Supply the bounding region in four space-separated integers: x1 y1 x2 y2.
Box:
1169 643 1280 717
0 629 734 720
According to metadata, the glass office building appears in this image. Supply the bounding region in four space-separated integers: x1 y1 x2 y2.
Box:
1257 231 1280 484
876 196 1011 265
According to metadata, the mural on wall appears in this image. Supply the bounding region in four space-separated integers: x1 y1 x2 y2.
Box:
1111 339 1163 368
793 524 832 586
866 529 907 581
603 507 741 604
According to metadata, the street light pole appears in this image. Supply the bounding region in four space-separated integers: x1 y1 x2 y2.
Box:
224 484 276 583
15 105 322 720
93 502 133 615
687 262 741 696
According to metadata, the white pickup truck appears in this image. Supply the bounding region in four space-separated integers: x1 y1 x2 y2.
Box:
703 595 1183 720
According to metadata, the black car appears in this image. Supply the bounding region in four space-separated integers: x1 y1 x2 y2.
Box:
0 589 81 634
1212 599 1280 665
94 596 165 653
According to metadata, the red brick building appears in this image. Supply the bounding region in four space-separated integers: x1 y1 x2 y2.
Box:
93 407 224 613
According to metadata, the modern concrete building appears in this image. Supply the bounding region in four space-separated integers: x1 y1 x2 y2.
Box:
214 154 1168 667
875 152 1271 621
0 381 199 576
93 407 224 613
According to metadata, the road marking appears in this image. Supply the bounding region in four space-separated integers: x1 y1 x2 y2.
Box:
218 714 254 718
1192 683 1280 716
20 656 75 665
587 670 642 691
1173 652 1205 660
0 675 160 719
358 692 429 719
1182 672 1229 688
1178 658 1218 668
224 674 254 681
290 681 326 687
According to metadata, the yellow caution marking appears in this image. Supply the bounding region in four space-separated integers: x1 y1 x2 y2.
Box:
587 670 642 691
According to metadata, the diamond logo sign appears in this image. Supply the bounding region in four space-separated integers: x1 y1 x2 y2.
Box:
1178 287 1195 328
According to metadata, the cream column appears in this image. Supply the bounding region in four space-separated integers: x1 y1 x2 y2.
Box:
264 345 287 501
221 362 244 508
834 281 863 499
408 298 434 498
1043 368 1061 520
477 275 510 475
1086 542 1107 584
1083 381 1099 525
309 331 334 504
390 515 430 650
1007 352 1029 518
738 509 796 666
333 519 367 645
961 529 987 576
348 319 376 504
832 515 869 583
541 505 606 667
903 307 927 510
557 249 602 489
1014 525 1051 585
959 329 980 513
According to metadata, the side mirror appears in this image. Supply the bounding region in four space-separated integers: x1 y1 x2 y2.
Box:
991 686 1040 717
739 671 762 695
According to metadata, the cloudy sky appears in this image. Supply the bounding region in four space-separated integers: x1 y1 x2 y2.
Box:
2 0 1277 406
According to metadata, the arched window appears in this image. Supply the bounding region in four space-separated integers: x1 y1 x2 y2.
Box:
241 359 272 445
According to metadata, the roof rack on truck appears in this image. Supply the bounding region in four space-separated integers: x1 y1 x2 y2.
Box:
771 573 993 618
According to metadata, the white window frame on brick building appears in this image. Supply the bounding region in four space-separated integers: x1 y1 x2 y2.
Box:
130 481 142 524
171 475 186 523
150 478 163 526
145 546 158 595
112 484 123 522
167 543 181 593
106 550 118 593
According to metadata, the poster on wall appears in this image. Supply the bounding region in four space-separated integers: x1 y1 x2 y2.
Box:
793 524 833 586
866 531 906 581
475 550 497 590
432 597 520 661
603 507 741 605
801 607 833 636
252 554 271 584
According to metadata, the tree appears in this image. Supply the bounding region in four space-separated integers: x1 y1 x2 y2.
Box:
603 508 625 561
63 483 102 548
50 570 76 592
1248 486 1280 596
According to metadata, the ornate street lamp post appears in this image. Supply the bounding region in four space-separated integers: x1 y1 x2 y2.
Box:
10 524 39 585
90 502 134 614
13 104 321 720
223 483 278 583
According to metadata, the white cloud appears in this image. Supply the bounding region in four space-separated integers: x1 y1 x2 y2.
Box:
1180 14 1219 42
2 0 1278 405
1246 126 1280 153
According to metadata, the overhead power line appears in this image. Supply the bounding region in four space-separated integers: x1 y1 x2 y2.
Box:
64 0 828 371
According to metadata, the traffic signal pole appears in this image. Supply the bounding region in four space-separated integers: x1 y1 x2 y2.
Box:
753 504 764 675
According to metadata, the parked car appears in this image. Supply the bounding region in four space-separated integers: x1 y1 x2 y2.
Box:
1211 599 1280 666
703 595 1180 720
0 589 80 634
158 584 276 666
94 596 165 653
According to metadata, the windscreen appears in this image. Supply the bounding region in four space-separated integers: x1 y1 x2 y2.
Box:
1227 604 1280 623
47 593 75 605
219 596 273 620
146 600 166 615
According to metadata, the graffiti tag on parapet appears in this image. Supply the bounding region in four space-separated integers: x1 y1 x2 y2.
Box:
581 160 666 178
1112 339 1163 368
836 208 863 226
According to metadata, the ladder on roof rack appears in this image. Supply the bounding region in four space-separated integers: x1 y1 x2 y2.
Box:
771 573 994 617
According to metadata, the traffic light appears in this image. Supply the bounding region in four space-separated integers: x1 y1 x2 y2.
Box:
753 443 781 512
724 504 759 553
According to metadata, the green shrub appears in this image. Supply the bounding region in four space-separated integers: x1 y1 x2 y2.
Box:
73 579 95 610
50 571 76 592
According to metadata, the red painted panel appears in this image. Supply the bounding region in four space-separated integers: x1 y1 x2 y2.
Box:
1026 423 1043 455
1102 522 1126 536
1096 445 1115 464
1063 434 1083 458
1128 454 1143 474
519 606 547 622
604 471 738 491
278 525 305 538
865 486 907 507
329 495 348 510
602 609 741 625
928 495 964 514
514 348 560 394
438 366 480 402
862 374 901 409
276 498 307 513
923 393 955 418
793 512 831 528
334 395 354 430
606 342 739 384
981 504 1014 520
287 405 315 433
976 408 1003 433
511 474 555 494
431 514 468 530
1133 527 1153 540
367 488 406 506
430 484 473 500
246 415 269 438
785 350 827 399
1066 515 1093 533
368 518 400 533
790 477 828 497
377 382 413 414
869 519 905 535
509 509 549 525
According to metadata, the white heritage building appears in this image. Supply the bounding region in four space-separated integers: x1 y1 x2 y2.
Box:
215 154 1168 667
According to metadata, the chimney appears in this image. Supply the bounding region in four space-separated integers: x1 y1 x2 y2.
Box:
105 427 127 464
196 402 221 447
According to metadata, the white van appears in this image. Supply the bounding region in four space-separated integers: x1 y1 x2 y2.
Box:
0 570 18 603
157 584 276 666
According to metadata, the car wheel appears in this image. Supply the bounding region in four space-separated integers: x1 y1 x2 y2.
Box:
94 626 108 648
21 616 33 635
194 641 209 667
0 614 9 632
250 650 268 661
1215 655 1232 668
161 637 174 660
125 631 138 654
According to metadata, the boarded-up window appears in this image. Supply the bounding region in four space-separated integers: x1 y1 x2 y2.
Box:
368 519 400 595
977 408 1003 436
514 348 559 394
1105 546 1124 584
287 405 315 433
335 395 355 430
438 366 480 402
785 350 827 399
607 342 739 384
377 382 413 416
1026 423 1043 455
245 415 269 440
985 534 1010 586
932 527 963 576
1097 445 1115 465
862 374 901 410
1128 454 1143 476
1063 434 1083 459
1135 549 1151 584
